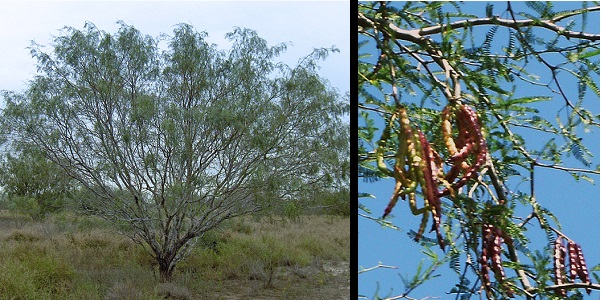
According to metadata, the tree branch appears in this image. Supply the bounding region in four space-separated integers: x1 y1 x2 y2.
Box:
415 8 601 41
360 8 601 43
358 262 399 274
533 161 600 175
544 282 599 292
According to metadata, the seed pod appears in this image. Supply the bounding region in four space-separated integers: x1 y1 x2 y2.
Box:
452 106 476 159
441 105 475 186
414 203 429 241
382 181 401 218
461 105 487 152
481 250 493 295
567 241 580 282
455 107 474 156
416 131 445 251
453 104 488 185
574 243 591 294
481 225 493 295
553 237 567 297
382 108 418 218
480 225 515 297
441 106 458 156
490 234 505 280
375 112 397 177
395 108 413 186
439 104 488 198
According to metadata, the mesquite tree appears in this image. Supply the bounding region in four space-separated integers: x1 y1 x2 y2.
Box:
359 2 599 299
2 22 348 281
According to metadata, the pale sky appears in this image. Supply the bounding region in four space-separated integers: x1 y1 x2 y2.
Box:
0 1 350 97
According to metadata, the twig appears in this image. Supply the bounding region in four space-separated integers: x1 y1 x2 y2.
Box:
532 162 599 175
358 262 399 274
544 282 600 291
517 212 537 228
358 103 392 115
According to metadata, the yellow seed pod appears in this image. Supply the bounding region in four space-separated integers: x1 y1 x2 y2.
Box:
441 106 459 156
414 205 429 241
375 112 397 178
397 107 419 191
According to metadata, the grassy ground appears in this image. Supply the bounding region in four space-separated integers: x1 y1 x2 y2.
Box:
0 211 349 299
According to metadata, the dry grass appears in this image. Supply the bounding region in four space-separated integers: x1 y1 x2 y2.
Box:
0 211 349 299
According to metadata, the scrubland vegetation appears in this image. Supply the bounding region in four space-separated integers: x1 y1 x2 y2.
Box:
0 210 349 299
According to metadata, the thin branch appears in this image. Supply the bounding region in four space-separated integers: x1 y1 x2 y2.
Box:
551 66 600 127
396 42 450 98
533 162 600 175
358 262 399 274
358 213 401 230
517 212 537 228
358 103 392 115
544 282 600 292
503 237 536 298
484 154 508 204
507 121 558 134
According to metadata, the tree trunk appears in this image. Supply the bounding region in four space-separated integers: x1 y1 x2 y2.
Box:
156 252 177 282
153 232 196 282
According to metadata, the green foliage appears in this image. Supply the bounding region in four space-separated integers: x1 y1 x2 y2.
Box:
319 188 351 217
0 147 75 220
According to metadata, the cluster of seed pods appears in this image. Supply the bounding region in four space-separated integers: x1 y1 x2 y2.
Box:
377 103 594 297
378 106 444 250
378 103 488 252
554 236 592 296
439 103 488 197
480 224 515 297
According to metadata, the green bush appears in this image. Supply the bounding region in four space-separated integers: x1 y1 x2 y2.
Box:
0 254 75 298
12 195 45 220
319 189 350 217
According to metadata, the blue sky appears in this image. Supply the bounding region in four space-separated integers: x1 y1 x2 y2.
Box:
0 1 349 97
358 2 600 299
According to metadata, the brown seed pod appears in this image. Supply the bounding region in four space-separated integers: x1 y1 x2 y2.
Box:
567 241 580 282
481 225 494 295
438 104 489 198
441 105 475 186
553 236 567 297
461 105 487 153
574 243 592 294
481 249 493 295
480 225 514 297
416 130 445 251
382 180 402 218
490 234 505 280
452 106 476 160
567 241 592 294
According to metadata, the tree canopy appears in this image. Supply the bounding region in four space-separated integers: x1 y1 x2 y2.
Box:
358 2 599 299
2 22 349 281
